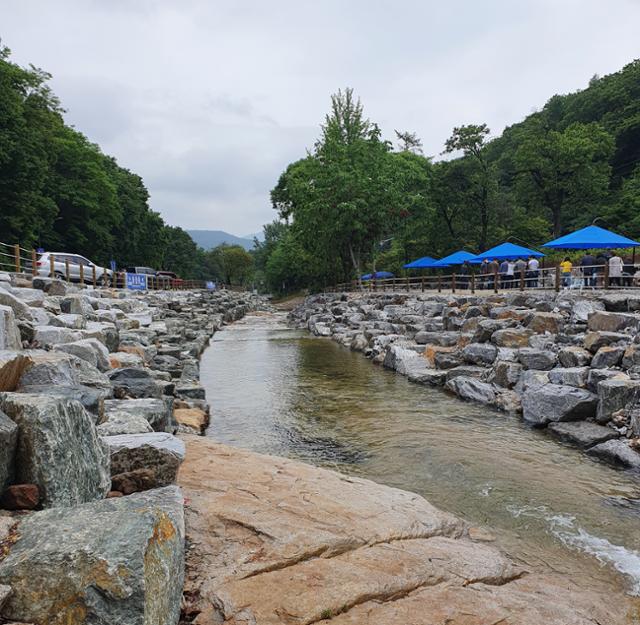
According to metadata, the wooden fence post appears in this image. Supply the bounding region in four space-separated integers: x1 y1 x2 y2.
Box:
471 272 475 294
65 259 70 282
555 265 560 292
604 262 610 289
13 245 20 273
493 267 498 294
451 272 456 294
31 249 37 277
50 254 55 278
92 265 97 287
437 275 441 293
421 276 425 292
520 267 525 291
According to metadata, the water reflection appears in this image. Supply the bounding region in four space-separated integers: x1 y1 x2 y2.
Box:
201 313 640 596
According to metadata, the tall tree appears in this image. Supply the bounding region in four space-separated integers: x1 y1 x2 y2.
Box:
443 124 495 251
514 121 614 235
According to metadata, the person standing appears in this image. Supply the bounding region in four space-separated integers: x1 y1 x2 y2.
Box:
499 259 509 289
458 260 470 290
609 252 624 287
514 258 527 288
560 257 573 288
580 252 596 288
527 255 540 288
506 259 515 289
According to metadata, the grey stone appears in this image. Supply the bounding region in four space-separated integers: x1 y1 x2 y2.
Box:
33 325 82 346
445 376 497 405
590 345 625 369
571 299 605 323
433 350 463 370
104 433 185 487
84 321 120 352
462 342 497 365
518 348 557 371
60 295 94 316
583 331 629 353
490 360 522 389
407 369 446 386
548 367 589 388
0 394 110 508
414 331 458 346
383 345 424 376
558 346 592 368
622 344 640 370
527 312 563 334
491 328 533 348
522 384 598 426
587 369 626 394
97 412 153 435
175 384 206 400
0 306 21 351
587 439 640 469
587 311 639 333
49 313 86 329
103 398 171 432
0 410 18 493
108 367 164 399
0 486 184 625
54 338 110 371
547 421 618 448
596 377 640 424
445 365 487 382
0 290 33 321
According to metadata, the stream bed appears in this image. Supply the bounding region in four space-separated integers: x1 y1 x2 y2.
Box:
201 312 640 597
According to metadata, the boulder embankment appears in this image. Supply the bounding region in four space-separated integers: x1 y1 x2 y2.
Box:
290 290 640 470
0 271 264 624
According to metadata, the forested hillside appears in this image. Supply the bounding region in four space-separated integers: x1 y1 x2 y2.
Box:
0 45 203 277
256 61 640 292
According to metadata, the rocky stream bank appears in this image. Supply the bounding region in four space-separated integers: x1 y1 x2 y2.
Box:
0 272 265 624
0 273 637 624
291 290 640 471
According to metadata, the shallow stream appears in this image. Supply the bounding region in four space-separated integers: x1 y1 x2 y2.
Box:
201 312 640 597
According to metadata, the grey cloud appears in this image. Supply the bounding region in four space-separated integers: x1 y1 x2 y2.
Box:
2 0 640 233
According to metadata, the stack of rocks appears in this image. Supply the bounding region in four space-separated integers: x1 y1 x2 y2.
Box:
291 290 640 470
0 271 265 624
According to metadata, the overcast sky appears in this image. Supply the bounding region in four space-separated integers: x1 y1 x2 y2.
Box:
3 1 640 235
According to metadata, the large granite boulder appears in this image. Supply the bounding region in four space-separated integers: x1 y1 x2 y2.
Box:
0 394 110 508
522 384 598 426
517 347 556 371
596 377 640 424
0 290 32 322
0 351 32 392
461 342 497 365
33 325 82 346
558 346 592 368
583 331 629 353
103 398 171 432
527 311 563 334
383 345 426 376
54 338 110 371
60 295 94 317
445 376 497 405
108 368 164 399
490 360 522 389
0 306 21 351
104 432 185 487
587 439 640 469
547 421 618 448
590 345 625 369
0 486 184 625
587 310 639 333
0 410 17 493
491 328 533 348
571 299 604 323
548 367 589 388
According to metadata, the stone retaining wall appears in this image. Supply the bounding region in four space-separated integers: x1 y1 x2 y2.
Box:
0 270 267 624
291 290 640 471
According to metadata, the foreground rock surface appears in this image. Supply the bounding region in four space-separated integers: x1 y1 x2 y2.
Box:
0 486 184 625
179 437 630 625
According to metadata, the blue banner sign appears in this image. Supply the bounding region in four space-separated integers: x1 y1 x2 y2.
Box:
110 260 117 272
206 281 216 290
126 273 147 290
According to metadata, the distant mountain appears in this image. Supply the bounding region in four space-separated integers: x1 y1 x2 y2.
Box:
187 230 255 251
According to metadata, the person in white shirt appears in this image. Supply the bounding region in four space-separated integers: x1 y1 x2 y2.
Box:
609 253 624 286
527 256 539 288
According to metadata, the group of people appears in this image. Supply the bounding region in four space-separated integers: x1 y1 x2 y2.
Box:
452 252 637 290
559 251 634 288
456 256 541 289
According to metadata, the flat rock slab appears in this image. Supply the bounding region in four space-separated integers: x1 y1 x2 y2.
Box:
179 437 628 625
104 432 185 487
0 486 184 625
547 421 619 449
104 398 171 432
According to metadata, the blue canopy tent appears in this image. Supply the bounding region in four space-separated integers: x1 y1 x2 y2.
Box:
403 256 438 269
470 242 544 263
361 271 394 280
432 250 477 267
542 225 640 249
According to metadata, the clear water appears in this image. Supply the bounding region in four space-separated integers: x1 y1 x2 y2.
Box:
201 312 640 598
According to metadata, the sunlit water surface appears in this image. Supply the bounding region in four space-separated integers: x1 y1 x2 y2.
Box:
201 312 640 597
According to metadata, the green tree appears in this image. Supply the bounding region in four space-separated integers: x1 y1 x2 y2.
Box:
208 244 253 285
514 121 614 235
443 124 496 251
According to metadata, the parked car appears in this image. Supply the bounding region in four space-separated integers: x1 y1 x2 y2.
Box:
35 252 113 286
156 270 183 288
125 266 157 276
